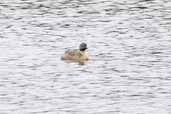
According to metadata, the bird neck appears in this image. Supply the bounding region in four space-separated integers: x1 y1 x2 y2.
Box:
80 50 85 53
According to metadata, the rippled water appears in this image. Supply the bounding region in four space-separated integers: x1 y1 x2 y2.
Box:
0 0 171 114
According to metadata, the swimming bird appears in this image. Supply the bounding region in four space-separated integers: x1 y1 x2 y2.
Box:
61 43 89 61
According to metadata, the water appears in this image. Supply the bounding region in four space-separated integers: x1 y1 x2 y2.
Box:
0 0 171 114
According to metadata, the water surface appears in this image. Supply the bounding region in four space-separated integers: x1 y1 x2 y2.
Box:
0 0 171 114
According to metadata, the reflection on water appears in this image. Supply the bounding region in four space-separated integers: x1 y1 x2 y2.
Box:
0 0 171 114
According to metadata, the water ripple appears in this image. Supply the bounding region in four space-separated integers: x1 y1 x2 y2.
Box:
0 0 171 114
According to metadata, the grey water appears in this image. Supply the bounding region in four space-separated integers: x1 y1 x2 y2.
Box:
0 0 171 114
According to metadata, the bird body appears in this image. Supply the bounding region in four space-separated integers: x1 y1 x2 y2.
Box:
61 43 89 61
62 49 88 61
